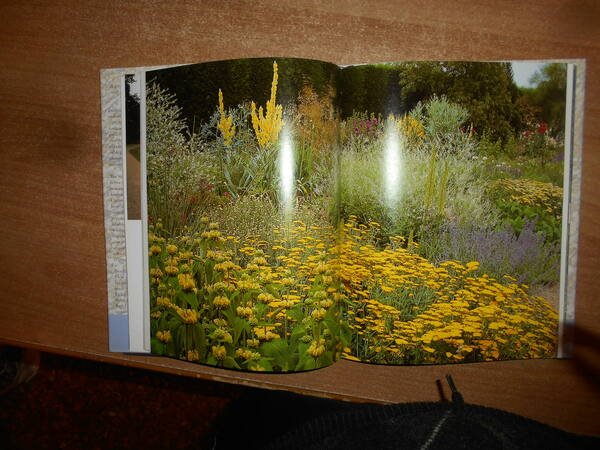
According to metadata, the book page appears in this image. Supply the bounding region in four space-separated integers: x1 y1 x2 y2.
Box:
336 61 579 365
142 58 342 372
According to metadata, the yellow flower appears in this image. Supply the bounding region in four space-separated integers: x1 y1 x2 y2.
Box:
307 338 326 358
257 292 275 304
212 328 233 343
213 295 231 309
212 345 227 361
176 307 198 324
178 273 196 291
236 306 253 319
166 244 178 255
186 350 199 362
466 261 480 272
156 297 174 308
201 230 222 240
150 268 163 278
214 261 237 273
247 338 260 348
156 330 172 343
164 265 179 276
311 308 327 321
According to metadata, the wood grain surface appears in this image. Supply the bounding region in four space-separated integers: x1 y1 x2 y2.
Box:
1 0 599 435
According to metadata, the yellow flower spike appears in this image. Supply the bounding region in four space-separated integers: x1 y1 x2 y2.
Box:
250 61 284 148
217 89 236 146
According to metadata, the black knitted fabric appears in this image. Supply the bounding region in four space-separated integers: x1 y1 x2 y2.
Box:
210 389 599 450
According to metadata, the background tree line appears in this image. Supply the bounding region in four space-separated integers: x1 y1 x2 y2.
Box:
145 58 567 143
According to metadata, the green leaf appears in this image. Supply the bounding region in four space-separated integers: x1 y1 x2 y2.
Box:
194 323 207 357
261 340 297 372
318 350 334 367
151 338 165 355
255 358 273 372
223 356 241 369
286 307 305 323
178 291 199 309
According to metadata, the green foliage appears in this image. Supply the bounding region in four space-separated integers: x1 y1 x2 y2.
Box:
495 200 562 243
148 219 343 372
210 195 280 243
519 160 564 187
488 178 563 243
413 95 469 139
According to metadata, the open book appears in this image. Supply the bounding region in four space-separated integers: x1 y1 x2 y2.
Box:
102 57 584 372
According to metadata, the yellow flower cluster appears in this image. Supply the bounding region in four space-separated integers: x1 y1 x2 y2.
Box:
148 219 341 371
251 61 284 149
307 338 326 358
217 89 236 146
493 178 563 218
156 330 172 343
175 306 198 324
395 114 425 141
339 217 558 364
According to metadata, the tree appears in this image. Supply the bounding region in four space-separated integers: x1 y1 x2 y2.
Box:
520 63 567 137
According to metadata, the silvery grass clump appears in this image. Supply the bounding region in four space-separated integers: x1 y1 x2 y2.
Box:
336 121 495 242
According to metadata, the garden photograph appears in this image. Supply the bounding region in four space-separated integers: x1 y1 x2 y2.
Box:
141 57 567 372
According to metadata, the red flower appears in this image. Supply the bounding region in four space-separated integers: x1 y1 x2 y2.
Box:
537 122 548 135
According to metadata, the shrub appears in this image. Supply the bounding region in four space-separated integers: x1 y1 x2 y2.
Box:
411 96 475 156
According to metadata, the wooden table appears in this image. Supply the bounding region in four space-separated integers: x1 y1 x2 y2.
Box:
1 0 599 436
